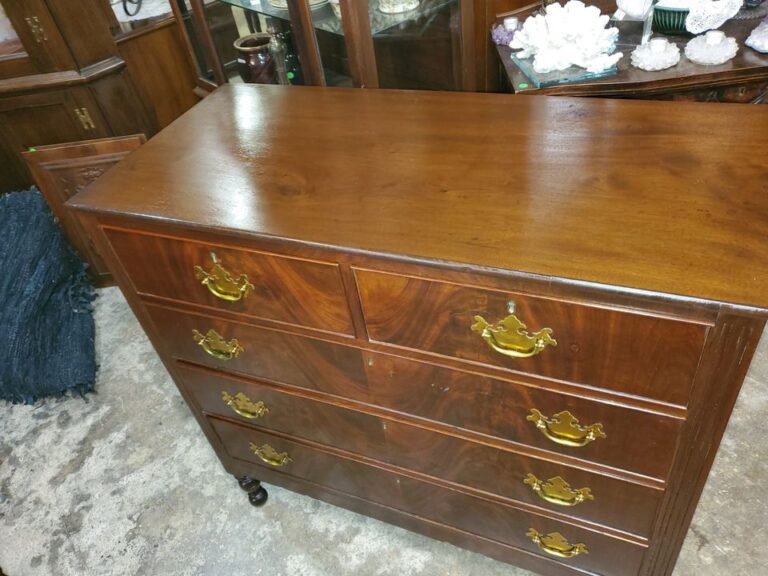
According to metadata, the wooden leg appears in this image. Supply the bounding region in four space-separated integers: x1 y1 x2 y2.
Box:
237 475 268 507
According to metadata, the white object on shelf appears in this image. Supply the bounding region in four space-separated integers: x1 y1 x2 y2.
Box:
509 0 623 74
745 19 768 53
616 0 654 19
630 36 681 70
503 16 519 30
684 30 739 64
685 0 742 34
378 0 420 14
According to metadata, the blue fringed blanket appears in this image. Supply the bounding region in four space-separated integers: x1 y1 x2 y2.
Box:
0 189 96 404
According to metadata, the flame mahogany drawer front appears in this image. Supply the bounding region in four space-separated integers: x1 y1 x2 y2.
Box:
211 418 648 576
355 269 708 407
180 363 664 537
147 303 683 480
103 228 355 336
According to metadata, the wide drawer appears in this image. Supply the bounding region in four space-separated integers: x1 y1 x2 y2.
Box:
103 227 354 335
148 303 683 479
211 418 647 576
181 364 663 537
354 269 708 406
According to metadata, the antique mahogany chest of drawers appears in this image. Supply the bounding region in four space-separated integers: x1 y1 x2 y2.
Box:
69 85 768 576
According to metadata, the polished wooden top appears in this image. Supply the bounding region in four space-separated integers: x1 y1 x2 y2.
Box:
70 84 768 313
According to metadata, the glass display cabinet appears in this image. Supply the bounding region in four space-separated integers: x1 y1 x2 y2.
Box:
175 0 528 91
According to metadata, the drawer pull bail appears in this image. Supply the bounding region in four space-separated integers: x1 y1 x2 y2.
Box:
192 328 244 360
527 409 606 447
222 391 269 419
194 258 254 302
250 443 292 467
526 529 588 559
471 305 556 358
524 474 594 507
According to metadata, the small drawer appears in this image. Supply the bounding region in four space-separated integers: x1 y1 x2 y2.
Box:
210 418 646 576
354 269 707 406
104 227 354 335
149 304 683 480
180 363 388 458
182 365 663 537
210 417 402 509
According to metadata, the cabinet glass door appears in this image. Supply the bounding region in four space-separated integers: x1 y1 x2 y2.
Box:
181 0 471 89
223 0 351 86
365 0 464 90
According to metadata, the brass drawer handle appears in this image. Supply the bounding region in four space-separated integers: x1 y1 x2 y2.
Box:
471 302 556 359
194 257 254 302
527 409 606 447
222 391 269 419
192 328 243 360
524 474 594 507
250 443 292 467
527 529 588 559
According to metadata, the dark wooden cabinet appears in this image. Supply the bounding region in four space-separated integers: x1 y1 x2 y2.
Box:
69 85 768 576
0 0 199 194
0 87 110 191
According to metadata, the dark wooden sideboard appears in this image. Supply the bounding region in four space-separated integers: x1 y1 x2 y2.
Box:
69 85 768 576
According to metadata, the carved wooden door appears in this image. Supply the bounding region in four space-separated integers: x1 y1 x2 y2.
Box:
22 134 146 286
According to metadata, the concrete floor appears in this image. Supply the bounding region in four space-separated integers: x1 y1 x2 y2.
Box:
0 287 766 576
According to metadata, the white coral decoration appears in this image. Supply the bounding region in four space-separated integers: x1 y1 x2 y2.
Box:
685 0 742 35
631 37 681 70
509 1 623 74
685 30 738 64
746 20 768 53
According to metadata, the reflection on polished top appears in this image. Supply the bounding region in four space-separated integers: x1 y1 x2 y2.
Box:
69 84 768 313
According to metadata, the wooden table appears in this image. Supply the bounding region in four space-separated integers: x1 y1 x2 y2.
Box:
496 1 768 102
70 85 768 576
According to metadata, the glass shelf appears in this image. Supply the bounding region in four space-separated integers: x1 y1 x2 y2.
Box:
510 52 619 89
223 0 455 37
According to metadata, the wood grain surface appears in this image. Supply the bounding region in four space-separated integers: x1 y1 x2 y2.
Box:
68 84 768 315
106 228 355 335
23 135 145 285
147 303 683 479
356 268 707 406
211 418 648 576
180 363 664 537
